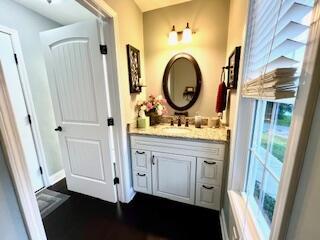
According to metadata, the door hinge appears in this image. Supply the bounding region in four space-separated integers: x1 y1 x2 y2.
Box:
100 45 108 55
113 177 119 185
107 117 114 126
39 166 43 175
27 114 32 124
14 53 18 65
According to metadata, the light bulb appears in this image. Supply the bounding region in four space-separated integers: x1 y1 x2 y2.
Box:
182 23 192 43
168 25 178 45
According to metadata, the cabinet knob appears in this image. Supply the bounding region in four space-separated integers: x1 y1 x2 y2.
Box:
137 173 146 177
152 155 155 165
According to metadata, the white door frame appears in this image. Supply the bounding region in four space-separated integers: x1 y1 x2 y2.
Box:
0 1 132 239
0 59 47 239
77 0 136 203
0 25 50 188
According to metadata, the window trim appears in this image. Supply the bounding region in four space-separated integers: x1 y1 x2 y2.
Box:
227 0 320 239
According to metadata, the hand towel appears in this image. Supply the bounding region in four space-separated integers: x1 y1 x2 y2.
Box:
216 81 227 113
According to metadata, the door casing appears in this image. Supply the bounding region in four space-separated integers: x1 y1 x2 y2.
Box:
0 25 50 188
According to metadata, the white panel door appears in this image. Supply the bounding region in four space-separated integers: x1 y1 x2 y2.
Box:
0 31 44 192
152 152 196 205
40 20 117 202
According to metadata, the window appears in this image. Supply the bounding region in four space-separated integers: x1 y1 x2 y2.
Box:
245 100 293 237
228 0 316 239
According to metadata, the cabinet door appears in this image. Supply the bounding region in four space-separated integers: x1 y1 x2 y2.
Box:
197 158 223 185
195 183 221 210
152 152 196 205
131 149 151 172
132 171 152 194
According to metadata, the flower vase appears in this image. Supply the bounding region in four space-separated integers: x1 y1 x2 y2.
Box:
146 111 161 126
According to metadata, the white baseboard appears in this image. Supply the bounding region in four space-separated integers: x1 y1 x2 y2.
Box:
220 209 230 240
49 169 65 186
125 187 136 203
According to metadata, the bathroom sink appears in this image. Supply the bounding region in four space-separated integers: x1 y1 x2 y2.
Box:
162 127 192 134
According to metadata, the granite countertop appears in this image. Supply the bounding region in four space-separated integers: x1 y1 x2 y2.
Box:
128 124 230 143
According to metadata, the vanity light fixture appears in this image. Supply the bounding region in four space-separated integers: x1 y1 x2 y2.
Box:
182 23 192 43
168 23 194 45
168 25 178 45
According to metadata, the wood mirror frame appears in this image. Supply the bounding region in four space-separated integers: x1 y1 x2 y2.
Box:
163 53 202 111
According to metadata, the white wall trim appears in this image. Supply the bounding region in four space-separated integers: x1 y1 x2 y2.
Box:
0 62 47 239
127 187 136 202
0 25 50 187
220 208 230 240
49 169 65 186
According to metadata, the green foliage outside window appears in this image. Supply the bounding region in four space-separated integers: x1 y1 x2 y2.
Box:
254 180 276 224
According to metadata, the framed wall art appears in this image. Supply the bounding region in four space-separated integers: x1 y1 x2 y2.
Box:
227 46 241 89
126 44 142 93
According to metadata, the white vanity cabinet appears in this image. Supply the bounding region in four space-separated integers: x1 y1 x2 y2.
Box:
130 135 226 210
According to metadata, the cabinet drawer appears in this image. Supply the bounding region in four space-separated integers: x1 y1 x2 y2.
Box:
130 135 225 160
197 158 223 186
131 149 151 172
132 171 152 194
195 183 221 210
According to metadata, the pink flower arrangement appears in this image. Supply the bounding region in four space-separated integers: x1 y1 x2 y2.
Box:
136 95 167 116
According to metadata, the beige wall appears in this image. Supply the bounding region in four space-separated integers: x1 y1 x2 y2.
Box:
222 0 249 238
224 0 249 128
104 0 146 124
143 0 230 117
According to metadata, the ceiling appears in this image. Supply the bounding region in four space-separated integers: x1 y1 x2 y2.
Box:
134 0 192 12
13 0 96 25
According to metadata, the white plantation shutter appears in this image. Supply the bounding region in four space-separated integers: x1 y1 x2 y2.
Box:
242 0 314 100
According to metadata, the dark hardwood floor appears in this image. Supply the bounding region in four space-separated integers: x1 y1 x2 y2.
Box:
44 179 222 240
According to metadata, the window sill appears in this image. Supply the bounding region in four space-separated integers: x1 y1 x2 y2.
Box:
228 190 261 240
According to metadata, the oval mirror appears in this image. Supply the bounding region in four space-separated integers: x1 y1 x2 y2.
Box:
163 53 202 111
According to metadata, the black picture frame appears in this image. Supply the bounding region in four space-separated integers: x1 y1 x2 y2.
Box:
126 44 141 93
227 46 241 89
163 53 202 111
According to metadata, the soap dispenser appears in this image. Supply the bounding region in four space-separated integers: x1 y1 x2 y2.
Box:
137 109 150 129
195 112 202 128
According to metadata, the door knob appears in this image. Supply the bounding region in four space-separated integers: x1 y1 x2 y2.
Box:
54 126 62 132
